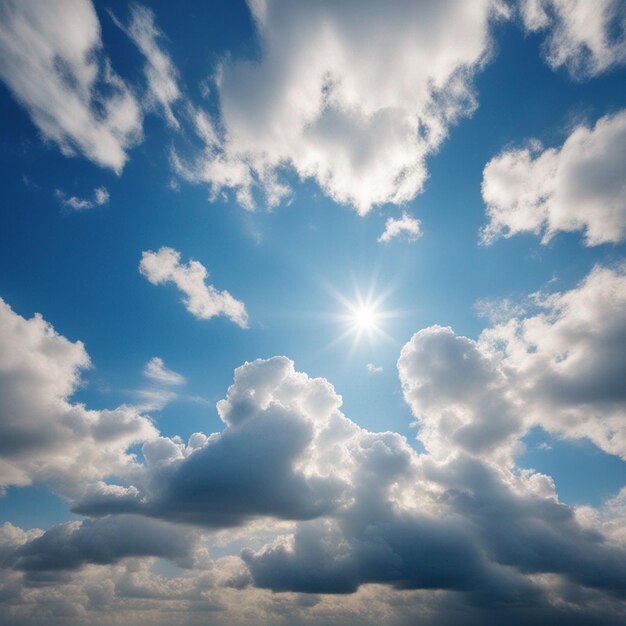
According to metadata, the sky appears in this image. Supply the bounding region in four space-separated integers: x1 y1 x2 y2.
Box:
0 0 626 624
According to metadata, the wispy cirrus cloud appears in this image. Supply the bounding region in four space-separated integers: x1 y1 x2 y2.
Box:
0 0 143 172
111 4 182 129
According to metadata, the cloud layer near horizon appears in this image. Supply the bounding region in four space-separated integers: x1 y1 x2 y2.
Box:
1 261 625 624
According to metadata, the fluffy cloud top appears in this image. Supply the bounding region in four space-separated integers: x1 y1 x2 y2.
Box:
521 0 626 77
0 299 156 496
0 0 142 172
481 110 626 246
173 0 505 213
378 212 422 243
139 247 248 327
74 357 349 527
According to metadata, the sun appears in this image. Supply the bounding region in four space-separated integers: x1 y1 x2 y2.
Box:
350 304 378 331
318 278 403 356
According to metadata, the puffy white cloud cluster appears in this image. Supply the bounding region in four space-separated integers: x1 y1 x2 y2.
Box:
521 0 626 77
0 0 142 172
3 349 623 623
400 264 626 460
481 110 626 246
139 247 248 327
173 0 505 213
0 299 156 496
399 325 521 461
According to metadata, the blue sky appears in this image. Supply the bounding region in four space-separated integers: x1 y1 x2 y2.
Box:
1 1 626 624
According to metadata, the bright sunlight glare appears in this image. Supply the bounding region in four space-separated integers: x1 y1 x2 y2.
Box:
351 304 377 330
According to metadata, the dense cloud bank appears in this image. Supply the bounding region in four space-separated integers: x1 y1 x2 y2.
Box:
1 262 626 624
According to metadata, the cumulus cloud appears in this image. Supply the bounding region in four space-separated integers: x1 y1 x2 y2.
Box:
139 247 248 327
55 186 110 211
399 325 521 460
0 298 156 495
400 263 626 460
173 0 505 213
74 357 349 526
0 0 143 172
481 110 626 245
521 0 626 77
378 212 422 244
366 363 383 374
243 453 626 603
70 348 626 611
113 4 181 128
481 264 626 458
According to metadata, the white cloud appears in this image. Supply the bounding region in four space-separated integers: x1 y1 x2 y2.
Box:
520 0 626 77
143 357 185 386
59 194 93 211
398 325 520 461
173 0 506 213
75 356 349 526
0 0 143 172
55 186 110 211
0 298 157 496
114 4 181 129
481 110 626 246
70 355 626 615
139 247 248 327
133 357 186 412
94 186 110 205
481 264 626 458
474 296 526 324
378 212 422 243
366 363 383 374
400 263 626 460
